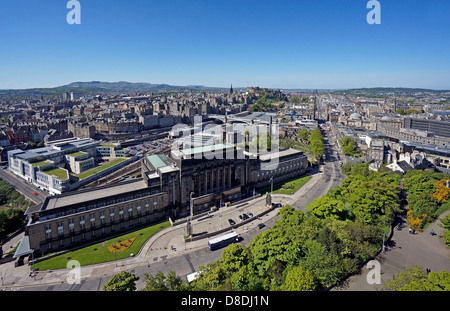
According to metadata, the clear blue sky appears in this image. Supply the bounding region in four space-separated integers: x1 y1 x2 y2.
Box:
1 0 449 90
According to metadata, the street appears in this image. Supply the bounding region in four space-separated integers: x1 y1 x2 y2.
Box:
0 167 47 204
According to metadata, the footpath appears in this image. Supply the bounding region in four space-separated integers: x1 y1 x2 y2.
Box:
333 210 450 291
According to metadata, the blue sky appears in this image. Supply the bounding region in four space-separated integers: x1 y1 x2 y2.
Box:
1 0 449 89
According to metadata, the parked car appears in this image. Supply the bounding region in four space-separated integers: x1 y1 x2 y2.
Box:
247 211 253 218
242 214 249 220
228 219 236 226
257 223 265 229
238 215 244 222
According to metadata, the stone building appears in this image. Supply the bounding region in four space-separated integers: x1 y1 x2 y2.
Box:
21 142 308 255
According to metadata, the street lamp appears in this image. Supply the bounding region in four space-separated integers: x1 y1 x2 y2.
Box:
186 192 194 237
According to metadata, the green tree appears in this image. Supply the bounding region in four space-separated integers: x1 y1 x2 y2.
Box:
289 96 300 104
297 128 310 143
386 265 450 291
439 214 450 245
230 263 263 291
299 239 342 288
219 243 248 275
190 263 227 291
309 127 325 159
143 270 187 291
283 266 317 291
339 136 357 156
103 271 139 291
307 196 348 220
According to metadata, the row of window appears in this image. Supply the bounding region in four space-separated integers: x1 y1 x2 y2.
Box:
45 191 162 220
256 160 303 179
44 202 161 239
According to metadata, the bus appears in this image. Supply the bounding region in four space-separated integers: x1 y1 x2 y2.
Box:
208 232 239 251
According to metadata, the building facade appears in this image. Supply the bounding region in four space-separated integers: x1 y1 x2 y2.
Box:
8 138 100 194
23 143 308 255
404 118 450 139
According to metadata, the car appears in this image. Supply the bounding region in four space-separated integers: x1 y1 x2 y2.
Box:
238 215 244 222
257 223 265 229
247 211 253 218
228 219 236 226
242 214 249 220
33 192 38 196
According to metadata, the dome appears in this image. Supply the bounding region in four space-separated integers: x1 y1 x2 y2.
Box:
381 116 393 122
349 113 362 120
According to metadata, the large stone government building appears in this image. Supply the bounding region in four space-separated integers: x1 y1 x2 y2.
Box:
23 143 307 255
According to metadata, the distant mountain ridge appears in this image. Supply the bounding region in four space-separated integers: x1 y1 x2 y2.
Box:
58 81 228 92
0 81 231 98
0 82 448 98
334 87 450 94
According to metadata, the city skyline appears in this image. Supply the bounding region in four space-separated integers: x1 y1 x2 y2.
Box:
1 0 450 90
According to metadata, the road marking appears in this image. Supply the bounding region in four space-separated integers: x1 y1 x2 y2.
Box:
383 263 403 272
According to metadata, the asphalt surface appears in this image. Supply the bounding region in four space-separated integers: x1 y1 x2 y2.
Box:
0 168 48 204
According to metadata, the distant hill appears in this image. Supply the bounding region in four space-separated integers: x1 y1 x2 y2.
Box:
1 83 448 99
57 81 233 93
333 87 450 95
0 81 230 98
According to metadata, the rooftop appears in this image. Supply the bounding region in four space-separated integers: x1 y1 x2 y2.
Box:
180 143 234 157
43 168 69 180
259 148 304 162
147 154 169 170
43 179 148 211
67 151 86 157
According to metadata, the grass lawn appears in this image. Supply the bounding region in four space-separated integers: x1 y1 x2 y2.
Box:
77 158 127 180
31 160 50 167
44 168 69 180
259 175 312 195
67 151 86 157
32 220 170 270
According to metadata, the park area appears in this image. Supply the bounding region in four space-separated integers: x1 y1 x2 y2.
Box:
32 221 170 270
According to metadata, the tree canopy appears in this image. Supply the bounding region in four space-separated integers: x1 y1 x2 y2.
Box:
103 271 139 291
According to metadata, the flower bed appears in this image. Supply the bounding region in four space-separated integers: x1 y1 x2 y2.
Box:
107 237 136 253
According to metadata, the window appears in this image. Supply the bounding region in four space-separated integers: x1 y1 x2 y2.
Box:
119 207 124 219
57 222 64 236
80 215 85 230
45 224 52 239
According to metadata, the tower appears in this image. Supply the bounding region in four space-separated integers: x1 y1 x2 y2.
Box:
230 83 233 95
313 90 318 120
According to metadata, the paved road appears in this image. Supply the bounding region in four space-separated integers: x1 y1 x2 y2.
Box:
0 168 48 204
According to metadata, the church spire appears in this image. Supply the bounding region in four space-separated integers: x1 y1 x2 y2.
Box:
230 83 233 95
